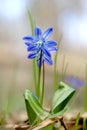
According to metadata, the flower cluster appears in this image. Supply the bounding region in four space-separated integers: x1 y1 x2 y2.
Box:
23 27 57 67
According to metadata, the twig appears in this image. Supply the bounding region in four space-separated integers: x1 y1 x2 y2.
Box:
30 116 63 130
59 117 68 130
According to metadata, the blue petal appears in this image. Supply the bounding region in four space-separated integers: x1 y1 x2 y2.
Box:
37 57 43 67
28 52 37 59
25 42 32 46
42 48 51 57
34 27 42 39
27 44 37 51
46 41 57 47
42 28 53 40
44 55 53 65
48 47 58 52
23 36 34 41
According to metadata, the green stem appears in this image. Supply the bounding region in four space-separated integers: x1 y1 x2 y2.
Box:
41 61 45 105
37 51 43 104
33 59 38 93
37 63 41 102
37 56 45 106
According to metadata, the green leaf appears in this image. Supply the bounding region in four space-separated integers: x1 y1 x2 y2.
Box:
50 82 75 114
24 89 48 125
49 108 67 119
42 124 54 130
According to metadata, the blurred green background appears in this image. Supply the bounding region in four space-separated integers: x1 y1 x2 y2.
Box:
0 0 87 114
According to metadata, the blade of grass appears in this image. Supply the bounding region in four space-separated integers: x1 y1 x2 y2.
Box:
61 55 68 82
84 64 87 111
74 112 80 130
27 9 35 35
66 87 82 113
5 62 19 114
54 35 62 91
83 118 86 130
0 62 19 125
27 9 39 95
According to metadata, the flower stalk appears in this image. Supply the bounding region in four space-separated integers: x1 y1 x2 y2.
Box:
37 52 45 106
37 52 42 104
42 61 45 105
37 64 41 103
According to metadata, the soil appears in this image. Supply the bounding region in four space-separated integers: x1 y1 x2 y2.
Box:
0 112 87 130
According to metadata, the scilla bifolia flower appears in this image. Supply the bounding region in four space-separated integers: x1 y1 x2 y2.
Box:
23 27 57 67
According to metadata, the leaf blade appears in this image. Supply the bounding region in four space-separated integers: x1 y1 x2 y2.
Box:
50 82 75 114
24 89 48 125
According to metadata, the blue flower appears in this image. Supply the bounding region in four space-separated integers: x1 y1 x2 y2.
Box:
23 27 58 67
65 76 84 89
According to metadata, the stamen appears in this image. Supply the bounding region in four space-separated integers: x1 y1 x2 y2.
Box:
37 40 42 44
